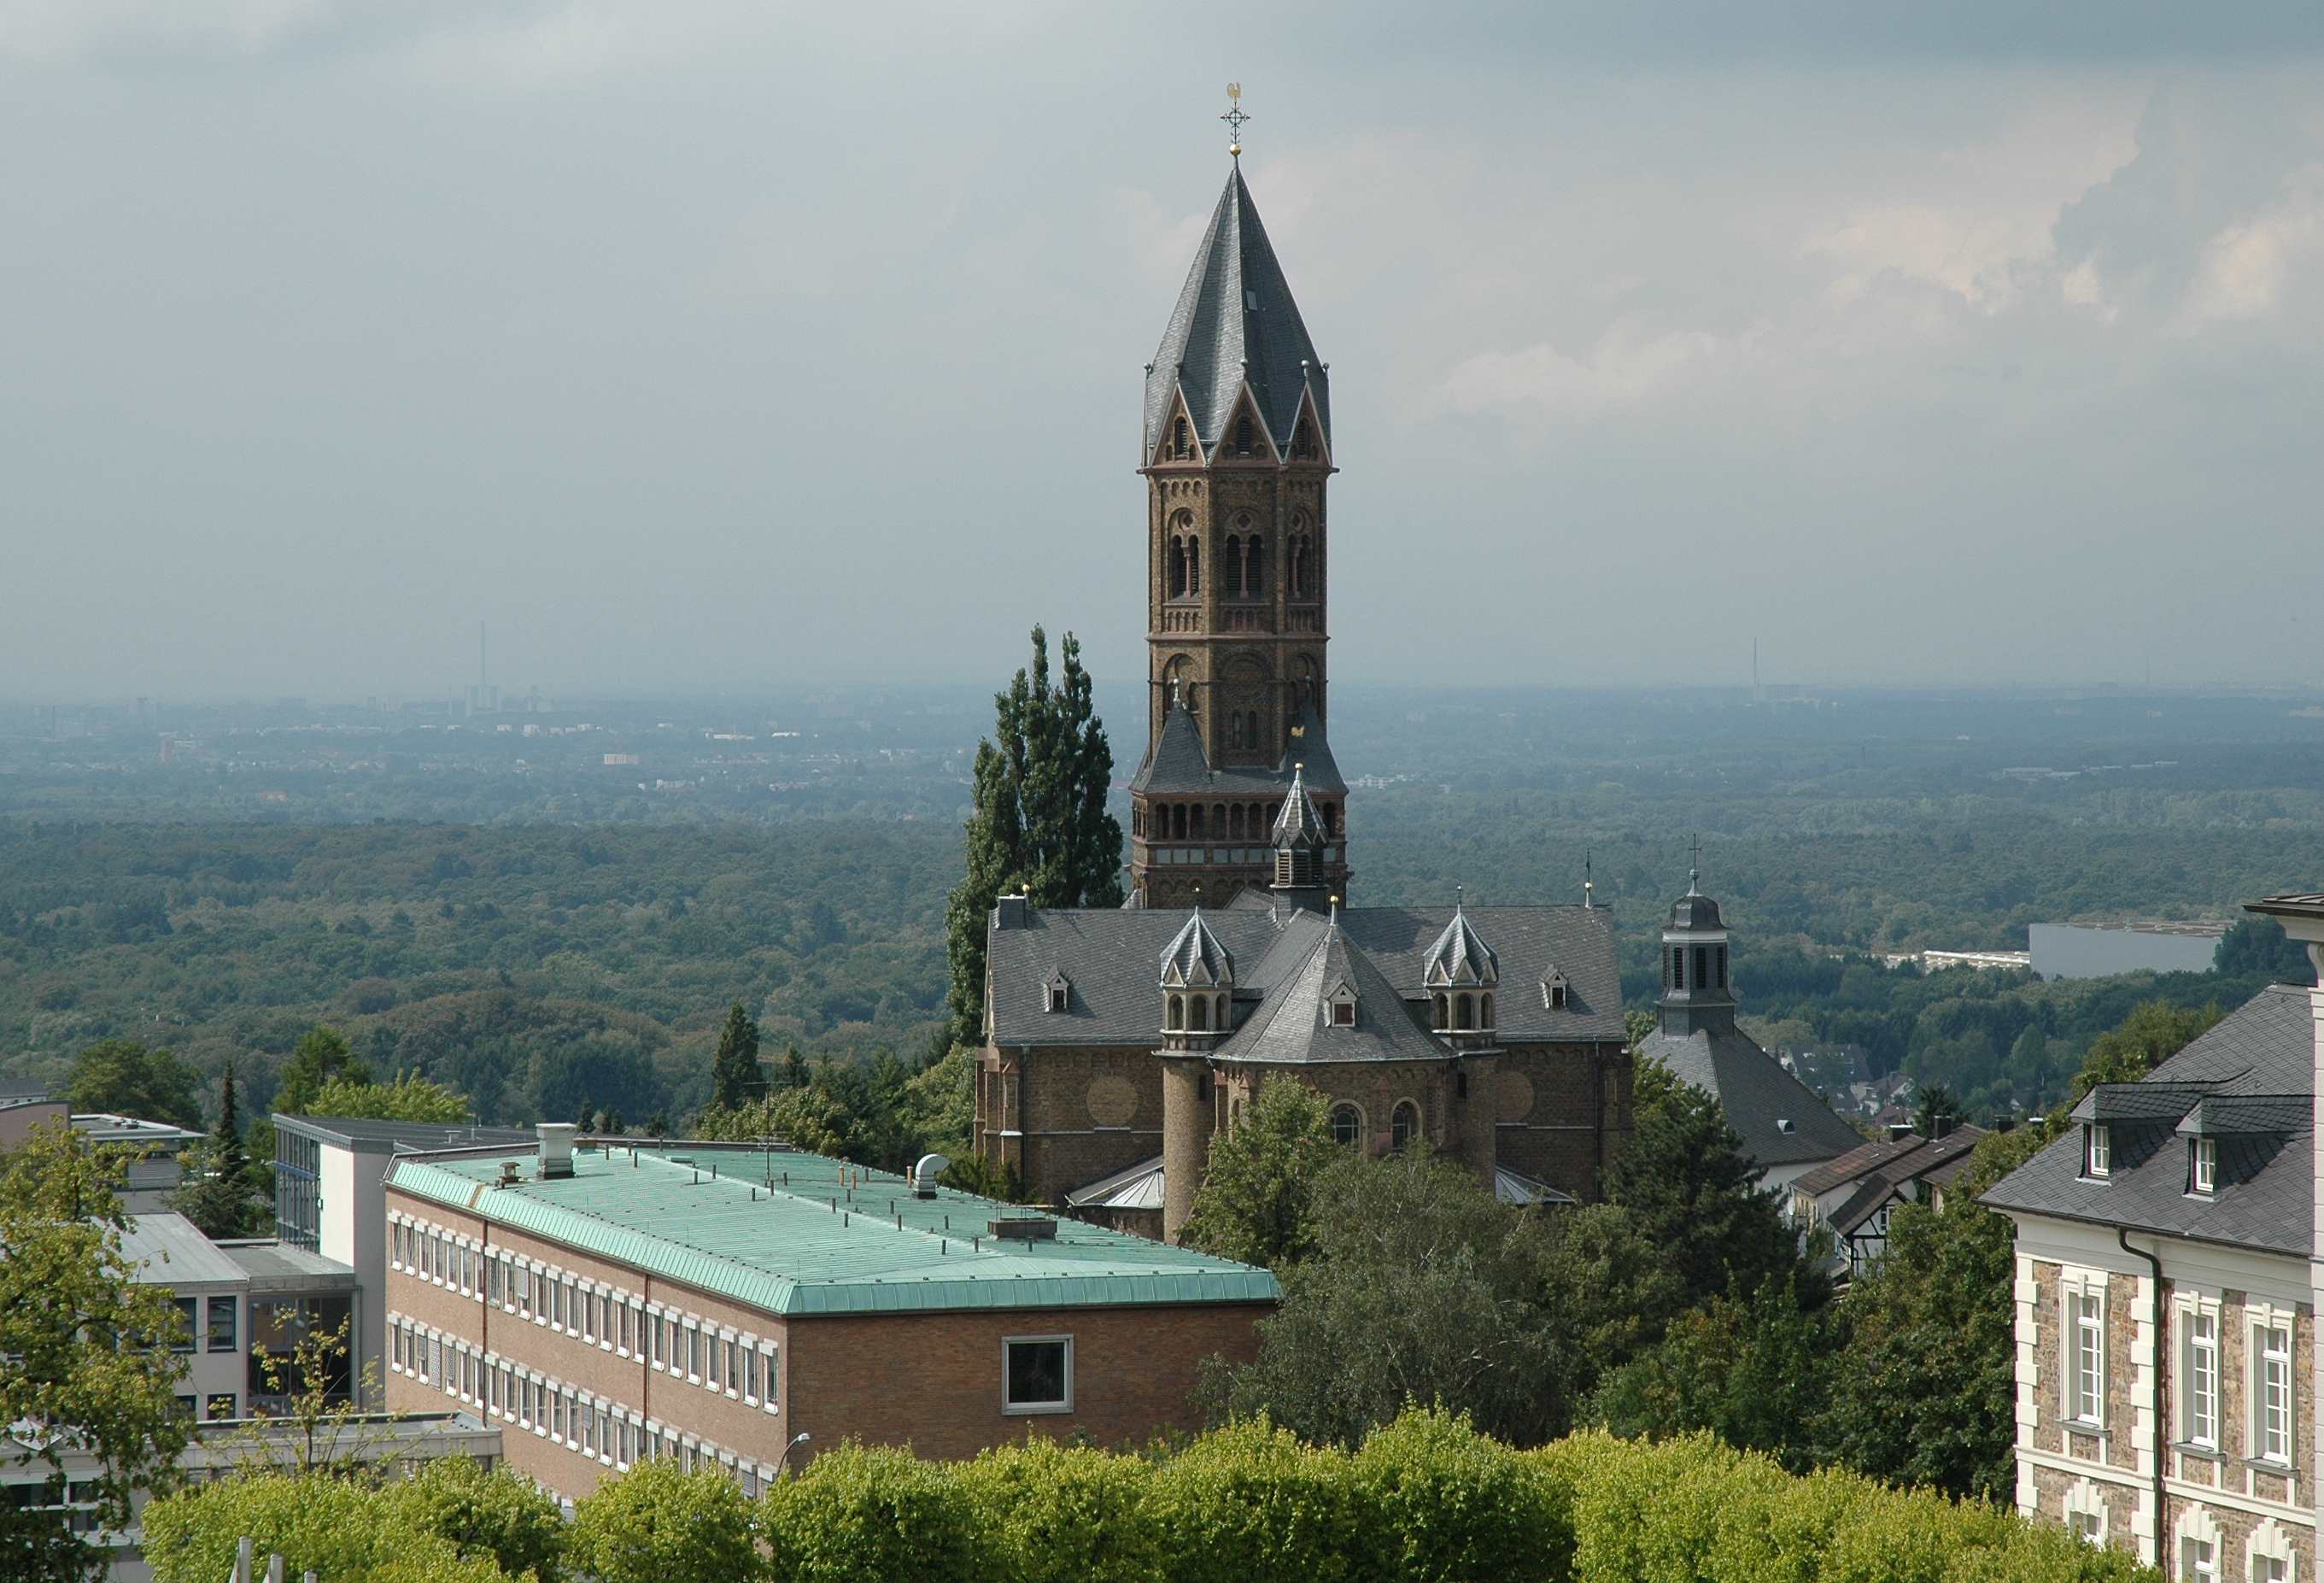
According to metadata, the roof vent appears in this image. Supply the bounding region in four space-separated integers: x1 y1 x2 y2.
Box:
536 1123 577 1180
1777 1118 1796 1134
496 1159 520 1187
986 1217 1057 1240
913 1153 949 1200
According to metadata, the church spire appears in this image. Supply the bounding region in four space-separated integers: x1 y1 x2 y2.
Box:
1143 165 1330 465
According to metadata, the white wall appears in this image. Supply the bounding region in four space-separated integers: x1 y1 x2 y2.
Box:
319 1143 389 1407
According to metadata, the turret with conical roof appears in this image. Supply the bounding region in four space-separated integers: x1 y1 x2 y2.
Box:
1129 157 1341 911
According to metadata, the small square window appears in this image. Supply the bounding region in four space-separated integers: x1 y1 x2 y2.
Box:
1003 1334 1073 1415
1331 1000 1355 1027
170 1297 197 1353
207 1295 237 1353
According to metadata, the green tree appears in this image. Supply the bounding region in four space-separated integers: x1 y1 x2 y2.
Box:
1199 1146 1569 1448
66 1039 204 1129
710 1004 764 1111
0 1122 194 1582
944 627 1126 1047
140 1470 511 1583
1913 1082 1964 1137
2069 999 2221 1102
762 1442 985 1583
305 1070 471 1124
389 1455 565 1581
2215 915 2313 983
174 1059 271 1240
1180 1075 1340 1269
275 1025 372 1115
1588 1272 1836 1472
1821 1128 2041 1500
566 1457 764 1583
1605 1060 1817 1323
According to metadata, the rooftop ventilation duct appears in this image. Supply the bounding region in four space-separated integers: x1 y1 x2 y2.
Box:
913 1153 949 1199
537 1123 577 1180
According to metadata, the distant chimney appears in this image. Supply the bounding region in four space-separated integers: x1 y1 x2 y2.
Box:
993 894 1030 930
537 1123 577 1180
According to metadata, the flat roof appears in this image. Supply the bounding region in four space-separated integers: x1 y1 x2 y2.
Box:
276 1115 538 1153
218 1239 358 1291
122 1211 250 1287
385 1144 1279 1318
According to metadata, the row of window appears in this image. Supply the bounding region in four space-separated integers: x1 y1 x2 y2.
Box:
393 1215 780 1408
2081 1125 2227 1198
1137 800 1338 843
167 1295 239 1355
1431 991 1493 1032
1329 1100 1421 1152
2059 1279 2297 1468
389 1315 780 1495
1162 519 1317 602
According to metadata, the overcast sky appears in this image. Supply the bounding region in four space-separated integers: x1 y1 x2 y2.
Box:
4 2 2323 703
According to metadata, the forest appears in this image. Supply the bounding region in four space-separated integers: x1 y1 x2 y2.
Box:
4 685 2321 1132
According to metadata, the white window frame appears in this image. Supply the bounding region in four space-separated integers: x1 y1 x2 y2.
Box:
2181 1301 2220 1450
760 1341 780 1412
2252 1309 2295 1467
2192 1136 2217 1196
1001 1333 1074 1416
2086 1124 2111 1179
2062 1275 2107 1429
684 1320 702 1383
2248 1518 2295 1583
646 1305 666 1369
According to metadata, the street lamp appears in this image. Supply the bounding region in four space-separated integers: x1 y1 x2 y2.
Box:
778 1432 811 1475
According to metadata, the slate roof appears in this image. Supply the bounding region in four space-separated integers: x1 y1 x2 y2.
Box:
1161 910 1235 987
1982 983 2314 1258
1424 908 1499 988
988 903 1624 1050
1144 166 1329 459
1636 1024 1864 1170
388 1145 1276 1316
1792 1126 1988 1236
1273 765 1326 847
1128 698 1349 800
121 1211 251 1288
1213 924 1449 1066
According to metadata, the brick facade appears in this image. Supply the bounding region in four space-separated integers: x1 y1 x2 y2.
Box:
382 1181 1264 1502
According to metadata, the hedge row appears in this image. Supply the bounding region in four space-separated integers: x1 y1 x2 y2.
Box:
143 1410 2157 1583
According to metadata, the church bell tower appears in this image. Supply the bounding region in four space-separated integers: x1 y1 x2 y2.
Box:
1127 151 1349 910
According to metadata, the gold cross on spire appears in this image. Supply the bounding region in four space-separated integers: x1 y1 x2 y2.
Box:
1222 82 1250 160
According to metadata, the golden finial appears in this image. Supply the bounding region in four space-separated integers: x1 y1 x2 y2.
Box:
1222 83 1249 160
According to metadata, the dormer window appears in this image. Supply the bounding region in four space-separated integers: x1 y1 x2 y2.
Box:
1326 983 1356 1027
1542 970 1569 1010
1044 974 1070 1015
2191 1135 2217 1195
2086 1124 2111 1179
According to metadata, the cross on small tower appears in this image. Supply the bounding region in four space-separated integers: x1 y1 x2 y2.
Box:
1222 83 1250 159
1687 835 1702 894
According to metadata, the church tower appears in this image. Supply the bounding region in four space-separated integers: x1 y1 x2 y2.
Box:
1127 161 1349 910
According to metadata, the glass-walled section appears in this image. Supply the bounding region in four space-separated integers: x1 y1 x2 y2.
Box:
274 1129 321 1252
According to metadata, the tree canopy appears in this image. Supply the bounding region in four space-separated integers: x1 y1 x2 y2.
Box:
709 1003 763 1111
66 1039 203 1129
944 626 1125 1048
173 1059 271 1240
1180 1075 1341 1269
0 1122 192 1582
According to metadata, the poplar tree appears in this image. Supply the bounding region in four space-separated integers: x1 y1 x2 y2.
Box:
945 627 1125 1048
709 1004 762 1111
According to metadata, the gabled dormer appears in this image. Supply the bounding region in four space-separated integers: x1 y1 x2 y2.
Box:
1215 388 1281 466
1160 908 1234 1044
1425 905 1499 1035
1043 970 1071 1015
1540 968 1570 1010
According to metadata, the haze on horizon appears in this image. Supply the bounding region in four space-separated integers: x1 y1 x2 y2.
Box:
3 1 2322 706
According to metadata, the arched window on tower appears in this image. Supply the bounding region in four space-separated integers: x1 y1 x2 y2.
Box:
1480 993 1495 1028
1235 416 1255 455
1390 1101 1420 1152
1213 803 1226 835
1173 804 1187 841
1190 996 1209 1032
1189 805 1204 840
1455 994 1473 1031
1173 416 1191 459
1168 539 1186 599
1331 1104 1361 1146
1246 536 1264 597
1187 537 1201 595
1167 995 1183 1031
1224 535 1243 596
1431 993 1449 1029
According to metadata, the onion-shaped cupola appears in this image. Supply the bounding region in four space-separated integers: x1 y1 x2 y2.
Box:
1659 857 1736 1037
1423 903 1498 1035
1160 908 1234 1044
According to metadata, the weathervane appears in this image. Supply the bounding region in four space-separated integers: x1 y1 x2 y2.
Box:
1583 851 1595 909
1222 82 1250 160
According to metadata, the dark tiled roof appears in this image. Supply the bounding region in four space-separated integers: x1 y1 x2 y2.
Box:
1793 1126 1988 1236
1161 911 1235 987
1982 984 2315 1258
1637 1025 1864 1169
1128 699 1349 800
1144 167 1328 458
2070 1082 2222 1123
988 904 1623 1050
1423 908 1498 988
1272 765 1326 847
1213 925 1448 1066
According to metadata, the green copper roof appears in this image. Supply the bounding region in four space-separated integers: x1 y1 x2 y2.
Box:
386 1145 1278 1317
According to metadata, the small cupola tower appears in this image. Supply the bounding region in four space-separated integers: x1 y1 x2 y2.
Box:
1270 765 1333 914
1660 852 1736 1038
1424 901 1499 1043
1160 908 1235 1050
